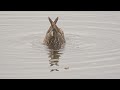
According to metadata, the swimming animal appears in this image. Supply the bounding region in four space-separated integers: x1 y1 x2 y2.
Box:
44 17 65 50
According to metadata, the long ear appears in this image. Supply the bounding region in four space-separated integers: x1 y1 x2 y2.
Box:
54 17 59 24
48 17 53 25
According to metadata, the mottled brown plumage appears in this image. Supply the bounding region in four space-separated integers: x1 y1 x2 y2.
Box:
44 17 65 50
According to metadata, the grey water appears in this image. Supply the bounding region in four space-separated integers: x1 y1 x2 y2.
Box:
0 11 120 79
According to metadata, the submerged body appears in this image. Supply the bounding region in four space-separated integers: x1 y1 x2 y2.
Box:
44 17 65 50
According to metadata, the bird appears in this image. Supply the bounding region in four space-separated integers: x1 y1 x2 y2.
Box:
44 17 65 50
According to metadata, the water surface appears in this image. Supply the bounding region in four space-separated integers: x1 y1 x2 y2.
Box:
0 11 120 79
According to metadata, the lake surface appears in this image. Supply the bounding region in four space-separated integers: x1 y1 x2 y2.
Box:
0 11 120 79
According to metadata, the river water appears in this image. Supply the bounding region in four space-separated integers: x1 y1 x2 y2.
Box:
0 11 120 79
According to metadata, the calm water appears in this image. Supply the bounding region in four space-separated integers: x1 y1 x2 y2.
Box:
0 11 120 79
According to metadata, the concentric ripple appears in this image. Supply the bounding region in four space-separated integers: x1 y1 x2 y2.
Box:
1 11 120 78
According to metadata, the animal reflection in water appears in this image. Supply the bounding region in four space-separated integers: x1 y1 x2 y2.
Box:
44 17 65 72
48 50 62 72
